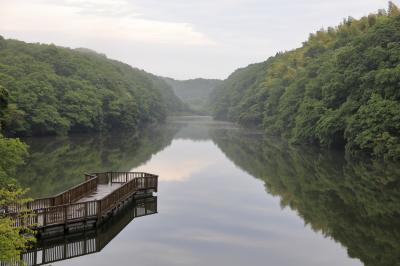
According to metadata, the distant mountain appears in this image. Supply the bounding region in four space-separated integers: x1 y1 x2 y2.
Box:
164 77 222 113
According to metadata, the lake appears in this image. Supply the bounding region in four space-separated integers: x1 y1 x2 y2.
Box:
16 116 400 266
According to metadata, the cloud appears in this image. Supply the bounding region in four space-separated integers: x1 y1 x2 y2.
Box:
44 0 141 18
0 0 391 79
0 0 216 46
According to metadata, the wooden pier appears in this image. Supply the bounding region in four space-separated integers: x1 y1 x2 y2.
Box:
5 172 158 233
2 196 157 266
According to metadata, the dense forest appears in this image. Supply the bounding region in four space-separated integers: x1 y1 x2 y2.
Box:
164 77 222 113
211 129 400 266
211 3 400 160
0 86 32 262
0 37 187 136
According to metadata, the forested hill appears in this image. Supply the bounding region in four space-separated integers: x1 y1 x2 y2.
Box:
211 3 400 160
164 77 222 113
0 37 187 136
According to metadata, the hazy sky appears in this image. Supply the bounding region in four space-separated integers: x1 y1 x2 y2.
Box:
0 0 393 79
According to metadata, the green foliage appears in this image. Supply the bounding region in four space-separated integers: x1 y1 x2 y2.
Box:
0 85 8 129
345 94 400 159
0 87 34 262
292 98 326 144
211 4 400 159
0 40 186 136
0 86 7 110
0 134 33 263
0 217 31 263
210 61 268 122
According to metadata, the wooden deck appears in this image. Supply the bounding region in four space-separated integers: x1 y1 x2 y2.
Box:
2 196 157 266
5 172 158 232
77 183 123 202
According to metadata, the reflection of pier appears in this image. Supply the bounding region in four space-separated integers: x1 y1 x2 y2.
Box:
16 196 157 266
6 172 157 233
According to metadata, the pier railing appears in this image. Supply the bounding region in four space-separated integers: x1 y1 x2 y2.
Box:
7 174 98 213
10 200 98 228
53 174 98 205
98 173 158 215
5 172 158 228
2 197 157 266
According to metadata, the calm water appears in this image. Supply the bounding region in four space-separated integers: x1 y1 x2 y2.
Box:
17 116 400 266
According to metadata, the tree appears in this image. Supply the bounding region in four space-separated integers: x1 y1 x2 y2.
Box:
0 86 8 128
0 135 34 263
345 94 400 159
388 1 400 17
0 86 33 262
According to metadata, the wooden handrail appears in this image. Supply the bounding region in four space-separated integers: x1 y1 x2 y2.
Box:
53 176 98 205
7 174 99 213
13 197 157 266
6 172 158 229
98 173 158 216
9 200 98 228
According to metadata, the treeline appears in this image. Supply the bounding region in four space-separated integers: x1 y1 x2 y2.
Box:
211 2 400 160
0 37 187 136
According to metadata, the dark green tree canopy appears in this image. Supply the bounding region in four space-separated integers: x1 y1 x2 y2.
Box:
211 3 400 160
0 38 187 136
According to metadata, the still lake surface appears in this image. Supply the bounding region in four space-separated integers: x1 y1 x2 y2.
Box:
17 116 400 266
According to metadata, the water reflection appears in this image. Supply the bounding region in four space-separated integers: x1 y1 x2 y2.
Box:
18 125 179 197
20 197 157 266
14 116 400 266
211 128 400 266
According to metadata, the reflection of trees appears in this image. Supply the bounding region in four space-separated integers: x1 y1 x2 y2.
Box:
211 129 400 266
20 196 157 266
16 124 179 198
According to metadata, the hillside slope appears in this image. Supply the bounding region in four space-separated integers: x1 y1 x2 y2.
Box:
0 38 187 136
211 3 400 159
164 77 222 113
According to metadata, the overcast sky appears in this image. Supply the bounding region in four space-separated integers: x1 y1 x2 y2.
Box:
0 0 393 79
